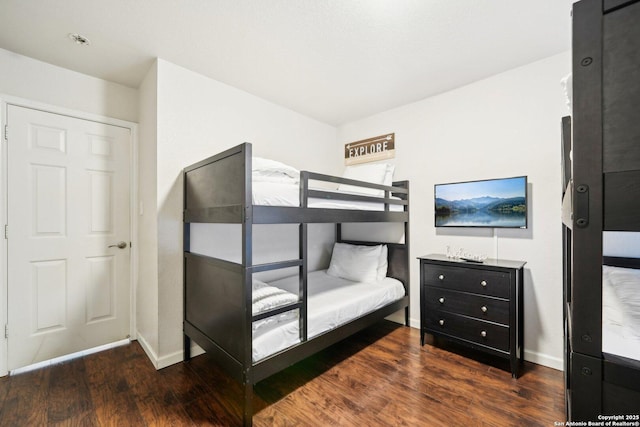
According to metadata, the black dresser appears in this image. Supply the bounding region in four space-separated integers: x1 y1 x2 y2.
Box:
418 254 526 378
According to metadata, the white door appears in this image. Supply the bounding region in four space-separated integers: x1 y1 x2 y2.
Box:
7 105 131 371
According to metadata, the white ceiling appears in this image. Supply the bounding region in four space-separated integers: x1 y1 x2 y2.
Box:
0 0 573 125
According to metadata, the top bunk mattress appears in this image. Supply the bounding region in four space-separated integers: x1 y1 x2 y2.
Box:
183 145 409 223
253 181 404 211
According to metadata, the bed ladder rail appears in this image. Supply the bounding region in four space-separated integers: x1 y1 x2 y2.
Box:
249 261 305 322
299 222 308 342
248 224 308 344
301 171 409 211
249 259 302 272
252 302 303 322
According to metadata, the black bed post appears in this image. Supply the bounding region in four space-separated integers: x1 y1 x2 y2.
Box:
570 0 604 420
299 223 309 343
404 298 409 326
242 377 253 427
404 181 410 327
183 168 192 361
242 143 254 426
299 171 309 343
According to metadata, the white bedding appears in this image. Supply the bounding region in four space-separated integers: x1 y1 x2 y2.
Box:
252 269 405 362
252 280 298 335
602 265 640 361
252 181 404 211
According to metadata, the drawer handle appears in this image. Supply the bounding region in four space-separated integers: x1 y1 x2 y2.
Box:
481 306 488 313
438 274 445 280
439 297 445 304
480 330 487 338
439 319 445 326
480 280 487 287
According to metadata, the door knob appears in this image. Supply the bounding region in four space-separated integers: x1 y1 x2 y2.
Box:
108 241 127 249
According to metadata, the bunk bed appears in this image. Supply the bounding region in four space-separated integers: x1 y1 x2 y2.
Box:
564 0 640 420
182 142 410 426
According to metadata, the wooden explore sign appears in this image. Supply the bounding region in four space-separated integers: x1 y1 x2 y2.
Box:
344 133 395 165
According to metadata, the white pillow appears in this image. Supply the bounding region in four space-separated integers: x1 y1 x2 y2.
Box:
252 278 269 290
327 242 383 283
338 163 395 196
377 245 388 281
252 157 299 183
560 73 572 112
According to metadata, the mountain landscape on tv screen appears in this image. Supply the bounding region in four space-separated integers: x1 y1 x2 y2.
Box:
435 196 526 214
435 196 526 227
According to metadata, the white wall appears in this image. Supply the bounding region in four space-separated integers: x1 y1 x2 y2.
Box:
0 48 138 122
141 59 338 367
604 232 640 258
338 52 571 369
136 61 160 363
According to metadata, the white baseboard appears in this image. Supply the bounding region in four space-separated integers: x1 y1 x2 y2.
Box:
156 343 205 370
136 331 205 370
156 349 184 369
191 344 206 358
523 349 563 371
10 338 130 376
135 332 159 369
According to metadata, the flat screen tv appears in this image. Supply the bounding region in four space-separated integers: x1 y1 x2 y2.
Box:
435 176 527 228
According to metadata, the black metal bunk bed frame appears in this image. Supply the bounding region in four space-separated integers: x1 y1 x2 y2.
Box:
565 0 640 420
182 142 410 425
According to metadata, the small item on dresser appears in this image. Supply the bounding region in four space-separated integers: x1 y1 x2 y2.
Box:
445 245 487 262
460 257 484 263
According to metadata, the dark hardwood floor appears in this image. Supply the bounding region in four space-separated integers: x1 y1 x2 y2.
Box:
0 322 564 426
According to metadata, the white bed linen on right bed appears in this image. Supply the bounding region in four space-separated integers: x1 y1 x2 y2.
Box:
252 181 404 211
252 270 405 362
602 265 640 361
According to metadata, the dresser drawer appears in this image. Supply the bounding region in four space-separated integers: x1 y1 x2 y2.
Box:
425 311 510 352
423 264 510 298
424 286 510 325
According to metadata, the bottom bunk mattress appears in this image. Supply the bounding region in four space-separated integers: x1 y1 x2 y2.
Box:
603 265 640 361
252 270 405 362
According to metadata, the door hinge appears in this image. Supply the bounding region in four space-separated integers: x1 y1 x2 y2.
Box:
4 325 7 339
3 125 7 141
4 224 7 239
